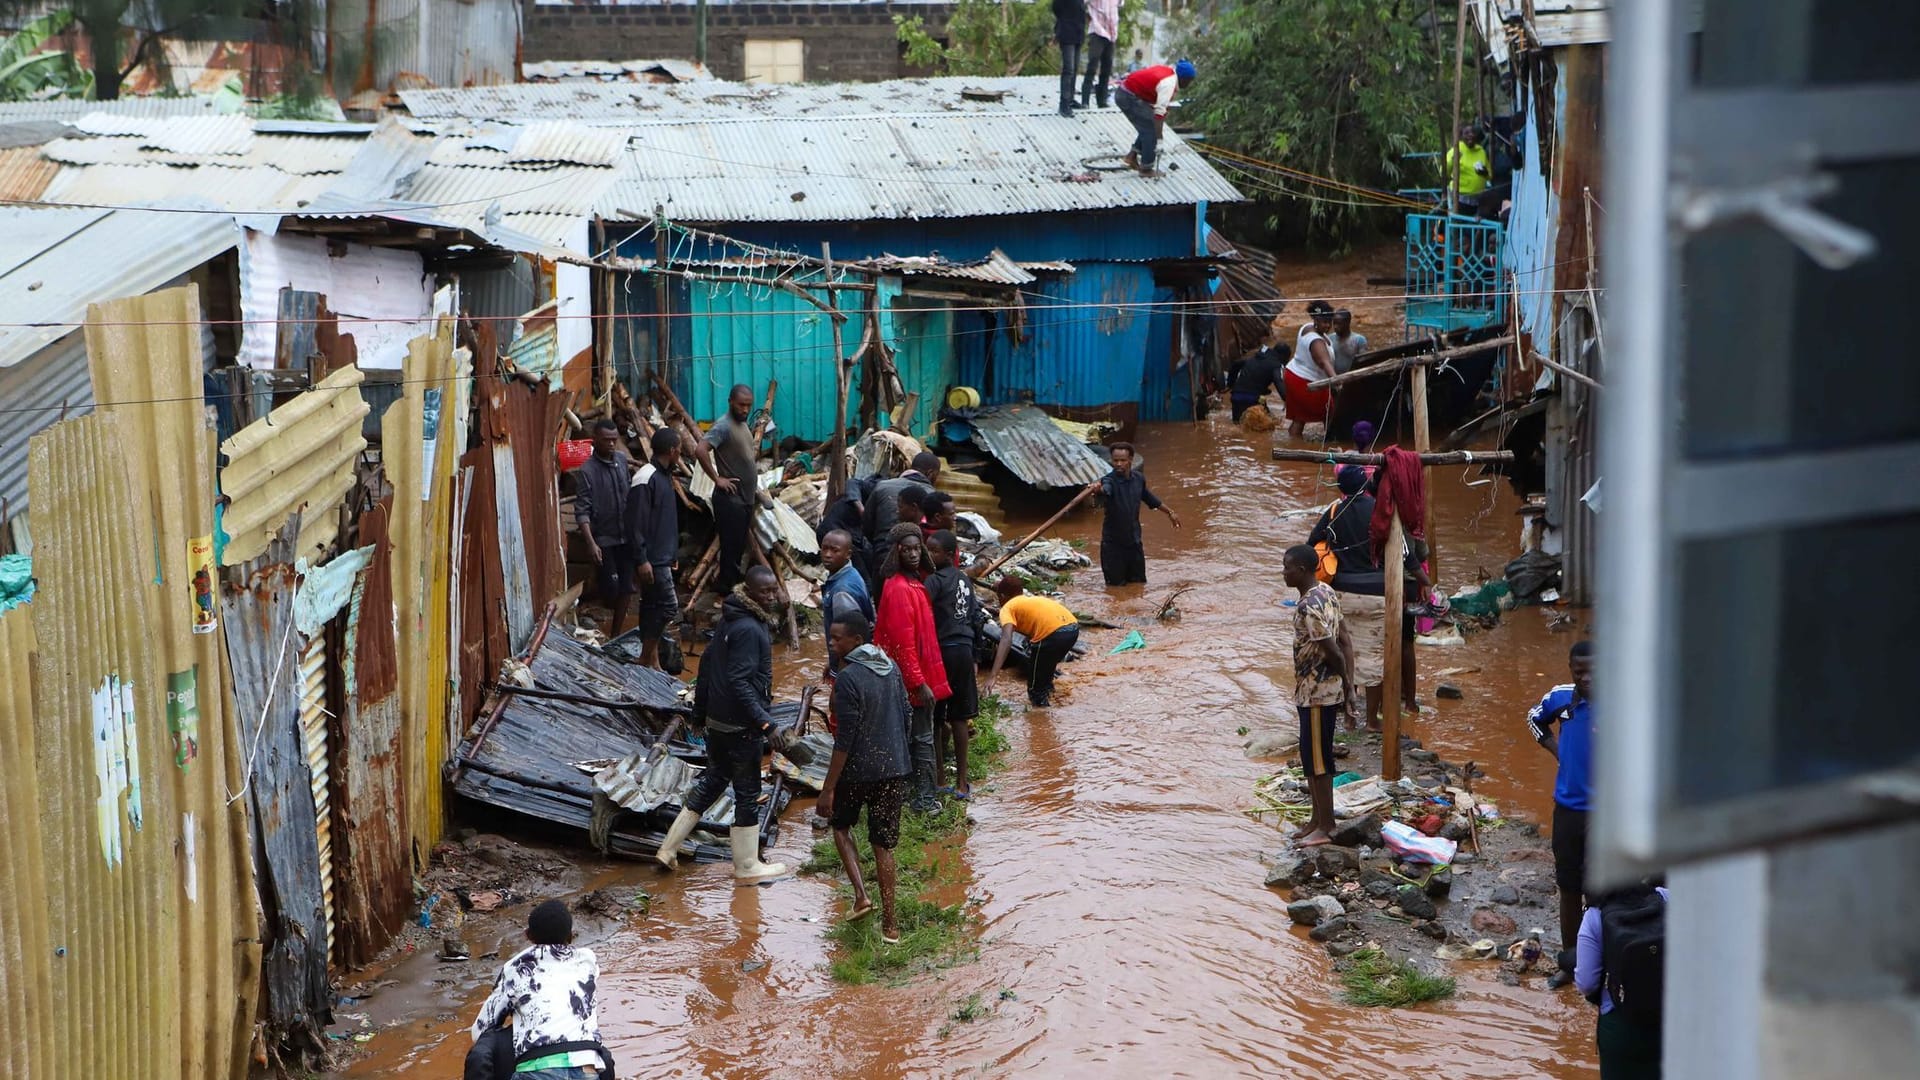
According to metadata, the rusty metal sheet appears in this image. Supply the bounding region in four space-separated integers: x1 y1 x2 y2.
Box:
457 448 511 742
958 403 1112 490
449 633 803 862
218 364 370 565
331 501 411 967
220 522 330 1054
298 633 335 964
74 288 263 1079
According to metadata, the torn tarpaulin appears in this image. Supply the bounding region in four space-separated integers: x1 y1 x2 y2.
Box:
293 545 374 636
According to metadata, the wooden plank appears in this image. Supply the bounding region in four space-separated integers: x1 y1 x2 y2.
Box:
1411 364 1437 584
1307 334 1516 391
1271 448 1514 465
1382 514 1406 782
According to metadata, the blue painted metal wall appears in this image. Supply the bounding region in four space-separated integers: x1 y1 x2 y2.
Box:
954 262 1156 419
878 279 957 441
1138 288 1189 422
676 271 874 442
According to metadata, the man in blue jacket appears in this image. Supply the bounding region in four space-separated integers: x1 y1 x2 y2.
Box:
1529 639 1595 988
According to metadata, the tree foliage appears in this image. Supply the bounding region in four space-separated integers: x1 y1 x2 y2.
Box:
1175 0 1449 244
0 10 92 100
896 0 1148 78
0 0 325 102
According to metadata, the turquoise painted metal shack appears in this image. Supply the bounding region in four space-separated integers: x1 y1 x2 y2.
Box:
595 78 1245 441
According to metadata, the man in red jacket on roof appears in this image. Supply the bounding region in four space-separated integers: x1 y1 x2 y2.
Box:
1116 58 1196 176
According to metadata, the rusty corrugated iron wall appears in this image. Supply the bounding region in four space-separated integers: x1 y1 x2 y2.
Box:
219 364 370 566
220 522 330 1057
384 322 462 856
332 500 412 967
76 287 263 1078
11 402 261 1079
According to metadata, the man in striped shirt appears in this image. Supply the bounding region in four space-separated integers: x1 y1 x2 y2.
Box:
1115 59 1196 175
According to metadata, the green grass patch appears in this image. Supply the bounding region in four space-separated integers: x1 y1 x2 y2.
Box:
825 896 975 985
805 694 1017 984
950 991 990 1023
1337 947 1457 1007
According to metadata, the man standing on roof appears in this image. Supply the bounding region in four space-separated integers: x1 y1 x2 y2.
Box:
697 384 764 597
1079 0 1119 109
1116 58 1196 176
1053 0 1088 118
1087 442 1180 587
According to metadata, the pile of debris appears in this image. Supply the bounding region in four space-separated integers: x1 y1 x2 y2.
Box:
1255 736 1566 988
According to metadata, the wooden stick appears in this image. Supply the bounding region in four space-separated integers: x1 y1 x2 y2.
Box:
979 484 1099 579
1307 334 1516 391
1532 349 1605 392
1447 0 1468 215
825 242 849 503
1462 759 1482 855
1271 448 1514 466
1411 364 1437 584
1382 514 1406 782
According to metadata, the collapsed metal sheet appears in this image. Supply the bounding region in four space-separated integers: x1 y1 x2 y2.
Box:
450 633 798 861
958 403 1111 490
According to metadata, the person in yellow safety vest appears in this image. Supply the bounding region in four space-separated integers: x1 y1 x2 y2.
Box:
1444 122 1492 213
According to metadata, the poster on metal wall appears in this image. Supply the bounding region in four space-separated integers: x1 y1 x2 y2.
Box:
189 533 217 634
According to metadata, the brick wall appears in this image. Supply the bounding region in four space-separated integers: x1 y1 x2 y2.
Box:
523 2 956 82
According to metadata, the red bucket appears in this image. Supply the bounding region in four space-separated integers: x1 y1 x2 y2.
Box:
557 439 593 471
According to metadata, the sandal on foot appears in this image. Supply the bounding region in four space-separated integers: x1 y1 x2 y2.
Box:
845 901 876 922
881 930 902 945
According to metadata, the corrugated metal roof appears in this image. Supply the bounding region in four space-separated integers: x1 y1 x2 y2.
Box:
40 132 359 173
218 365 371 565
504 121 629 167
39 163 337 213
398 160 622 231
0 96 225 122
961 402 1111 490
0 145 57 200
0 207 240 369
400 76 1071 122
600 112 1241 223
867 248 1042 285
522 58 712 83
72 112 255 155
0 333 89 519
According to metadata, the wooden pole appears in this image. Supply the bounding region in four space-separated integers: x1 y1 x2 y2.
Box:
1308 334 1515 392
653 208 671 387
1410 363 1437 585
979 484 1100 579
1271 448 1513 466
1447 0 1469 216
824 242 849 503
594 216 612 401
1382 513 1407 781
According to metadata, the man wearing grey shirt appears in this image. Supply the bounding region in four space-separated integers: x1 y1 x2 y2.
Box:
1331 309 1370 374
701 384 765 595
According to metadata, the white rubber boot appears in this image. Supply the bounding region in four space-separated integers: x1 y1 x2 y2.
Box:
653 808 701 870
730 826 790 885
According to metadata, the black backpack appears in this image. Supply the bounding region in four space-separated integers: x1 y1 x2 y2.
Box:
1597 889 1666 1025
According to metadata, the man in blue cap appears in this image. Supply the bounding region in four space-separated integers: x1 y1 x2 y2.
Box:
1116 58 1196 175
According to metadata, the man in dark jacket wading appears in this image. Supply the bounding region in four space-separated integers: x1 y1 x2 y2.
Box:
816 610 913 942
653 565 790 884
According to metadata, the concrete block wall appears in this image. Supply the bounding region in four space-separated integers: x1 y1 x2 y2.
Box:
523 2 956 82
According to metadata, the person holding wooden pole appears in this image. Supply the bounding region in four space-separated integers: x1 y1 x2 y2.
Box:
1281 301 1340 439
697 384 762 596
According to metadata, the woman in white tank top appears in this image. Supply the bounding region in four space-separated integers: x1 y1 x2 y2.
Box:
1281 300 1339 438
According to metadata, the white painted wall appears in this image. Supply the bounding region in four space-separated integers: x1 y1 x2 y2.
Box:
238 230 435 372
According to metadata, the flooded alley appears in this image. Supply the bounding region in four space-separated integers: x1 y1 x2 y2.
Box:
337 412 1596 1079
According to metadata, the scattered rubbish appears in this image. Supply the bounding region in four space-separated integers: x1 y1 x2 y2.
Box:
955 512 1002 544
1435 682 1464 700
740 958 767 974
437 938 471 962
1433 939 1499 961
1331 771 1363 788
463 888 520 913
0 553 33 613
1414 626 1466 646
1379 820 1458 866
1108 631 1146 655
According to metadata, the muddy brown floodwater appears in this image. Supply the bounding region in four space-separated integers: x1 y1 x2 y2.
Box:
337 417 1598 1080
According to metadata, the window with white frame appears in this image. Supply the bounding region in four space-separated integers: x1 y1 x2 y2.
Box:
1596 0 1920 884
743 39 805 85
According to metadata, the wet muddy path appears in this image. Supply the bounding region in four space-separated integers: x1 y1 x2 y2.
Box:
336 404 1597 1079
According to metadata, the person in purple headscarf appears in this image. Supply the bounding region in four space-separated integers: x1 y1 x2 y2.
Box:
1348 420 1380 490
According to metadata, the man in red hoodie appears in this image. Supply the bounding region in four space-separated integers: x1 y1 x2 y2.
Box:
1115 58 1195 175
873 523 950 813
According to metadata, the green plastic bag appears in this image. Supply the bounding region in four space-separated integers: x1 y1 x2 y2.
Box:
1108 630 1146 654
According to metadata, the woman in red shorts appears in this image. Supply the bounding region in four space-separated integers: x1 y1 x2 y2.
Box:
1282 299 1339 439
